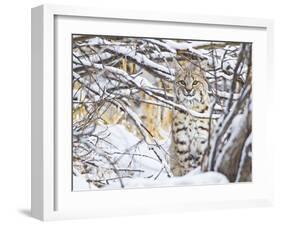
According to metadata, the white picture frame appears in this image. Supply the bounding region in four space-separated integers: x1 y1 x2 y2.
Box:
31 4 274 221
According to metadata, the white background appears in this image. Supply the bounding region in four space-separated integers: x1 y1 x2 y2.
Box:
0 0 280 225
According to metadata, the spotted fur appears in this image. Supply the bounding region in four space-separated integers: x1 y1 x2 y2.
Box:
170 62 210 176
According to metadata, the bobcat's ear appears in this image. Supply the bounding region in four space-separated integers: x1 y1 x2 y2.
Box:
171 58 185 73
189 59 209 72
199 59 209 71
172 59 209 75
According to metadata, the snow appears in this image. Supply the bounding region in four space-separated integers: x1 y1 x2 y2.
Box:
73 124 229 191
74 167 229 191
212 92 251 171
74 39 177 82
89 52 112 62
235 133 252 182
74 123 166 175
215 90 241 100
106 45 175 80
164 40 209 60
149 51 176 59
144 38 177 54
73 174 92 191
82 37 111 46
190 41 215 48
72 37 250 191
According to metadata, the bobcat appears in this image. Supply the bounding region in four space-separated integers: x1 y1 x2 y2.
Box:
170 62 210 176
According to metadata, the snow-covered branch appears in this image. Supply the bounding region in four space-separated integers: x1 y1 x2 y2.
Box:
72 35 252 189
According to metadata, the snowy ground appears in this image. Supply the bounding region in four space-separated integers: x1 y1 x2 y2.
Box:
74 168 229 191
73 124 229 191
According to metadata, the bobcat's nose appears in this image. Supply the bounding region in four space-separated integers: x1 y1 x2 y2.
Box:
184 88 192 95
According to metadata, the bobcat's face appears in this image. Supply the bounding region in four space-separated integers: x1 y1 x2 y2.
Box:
175 63 209 110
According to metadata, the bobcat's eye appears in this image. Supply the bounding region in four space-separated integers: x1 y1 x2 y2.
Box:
177 80 186 86
192 80 199 86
